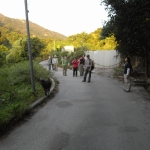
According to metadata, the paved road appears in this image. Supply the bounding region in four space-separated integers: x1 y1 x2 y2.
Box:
1 62 150 150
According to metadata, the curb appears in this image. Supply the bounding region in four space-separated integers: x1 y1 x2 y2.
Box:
28 77 55 110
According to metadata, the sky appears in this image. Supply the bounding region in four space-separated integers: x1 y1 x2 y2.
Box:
0 0 109 36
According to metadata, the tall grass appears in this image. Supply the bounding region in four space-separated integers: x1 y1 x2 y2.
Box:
0 61 52 130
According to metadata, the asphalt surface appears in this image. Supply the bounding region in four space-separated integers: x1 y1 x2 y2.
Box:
1 61 150 150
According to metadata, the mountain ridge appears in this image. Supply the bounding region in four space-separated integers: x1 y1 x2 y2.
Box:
0 13 67 40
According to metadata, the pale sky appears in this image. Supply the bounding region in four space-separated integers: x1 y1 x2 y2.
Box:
0 0 108 36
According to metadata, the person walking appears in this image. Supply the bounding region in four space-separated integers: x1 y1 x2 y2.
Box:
82 54 92 82
47 56 52 70
51 55 54 70
52 55 58 71
124 56 132 92
79 55 85 76
62 55 68 76
72 58 79 77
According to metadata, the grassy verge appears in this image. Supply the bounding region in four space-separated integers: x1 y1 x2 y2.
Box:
0 61 55 132
113 67 123 78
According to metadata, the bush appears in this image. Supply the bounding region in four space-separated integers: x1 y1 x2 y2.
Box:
0 60 52 130
113 67 123 77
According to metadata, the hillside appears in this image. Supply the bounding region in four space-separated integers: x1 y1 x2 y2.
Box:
0 13 66 40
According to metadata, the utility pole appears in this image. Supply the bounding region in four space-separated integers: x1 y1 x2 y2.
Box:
24 0 35 93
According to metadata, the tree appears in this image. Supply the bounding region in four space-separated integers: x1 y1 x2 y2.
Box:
101 0 150 77
0 34 12 49
6 37 45 63
30 37 45 58
0 45 8 66
6 38 27 63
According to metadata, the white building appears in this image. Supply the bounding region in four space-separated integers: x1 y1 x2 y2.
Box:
62 46 74 53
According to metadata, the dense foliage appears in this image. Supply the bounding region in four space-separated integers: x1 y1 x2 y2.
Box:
101 0 150 75
6 37 45 63
63 29 117 50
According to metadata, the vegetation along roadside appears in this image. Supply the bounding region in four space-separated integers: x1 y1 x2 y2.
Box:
0 60 57 135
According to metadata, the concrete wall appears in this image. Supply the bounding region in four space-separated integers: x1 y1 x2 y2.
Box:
85 50 120 68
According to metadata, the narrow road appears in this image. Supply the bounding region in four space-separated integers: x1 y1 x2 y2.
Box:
1 62 150 150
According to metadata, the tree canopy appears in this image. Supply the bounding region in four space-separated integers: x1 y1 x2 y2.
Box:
6 37 45 63
101 0 150 76
101 0 150 57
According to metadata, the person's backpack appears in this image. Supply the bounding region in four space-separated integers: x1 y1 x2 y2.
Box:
91 60 95 70
80 58 85 65
130 66 134 76
130 64 134 77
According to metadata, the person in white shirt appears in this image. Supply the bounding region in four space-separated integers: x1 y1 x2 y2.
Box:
52 55 58 71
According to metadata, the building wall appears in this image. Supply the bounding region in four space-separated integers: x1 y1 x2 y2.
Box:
85 50 120 68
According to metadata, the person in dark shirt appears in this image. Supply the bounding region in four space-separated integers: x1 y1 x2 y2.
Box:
82 54 92 82
124 56 132 92
47 56 52 70
79 55 85 76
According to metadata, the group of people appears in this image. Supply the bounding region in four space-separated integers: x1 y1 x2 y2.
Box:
47 54 133 90
61 54 93 82
61 55 85 77
71 55 85 77
47 55 58 71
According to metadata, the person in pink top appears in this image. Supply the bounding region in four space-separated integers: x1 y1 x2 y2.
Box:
72 58 79 77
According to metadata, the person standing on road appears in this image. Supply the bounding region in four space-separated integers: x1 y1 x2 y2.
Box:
62 55 68 76
72 58 79 77
47 56 52 70
51 55 54 70
79 55 85 76
82 54 92 82
52 55 58 71
124 56 132 92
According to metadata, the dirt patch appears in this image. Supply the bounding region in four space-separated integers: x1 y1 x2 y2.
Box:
95 68 114 78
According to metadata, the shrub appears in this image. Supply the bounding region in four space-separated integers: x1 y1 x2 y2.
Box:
0 60 52 130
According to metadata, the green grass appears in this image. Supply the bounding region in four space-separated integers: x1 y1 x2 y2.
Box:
0 60 54 131
113 66 123 77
